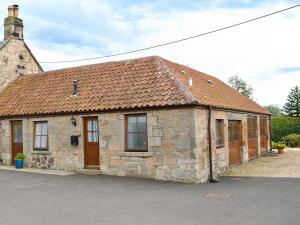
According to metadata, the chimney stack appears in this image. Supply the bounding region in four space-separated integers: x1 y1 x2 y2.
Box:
4 5 24 40
73 80 78 95
8 5 19 17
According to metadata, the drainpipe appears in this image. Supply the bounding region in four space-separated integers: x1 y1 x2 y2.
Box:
269 115 272 153
208 106 219 183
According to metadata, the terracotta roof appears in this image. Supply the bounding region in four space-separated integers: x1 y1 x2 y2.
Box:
162 58 270 115
0 56 269 117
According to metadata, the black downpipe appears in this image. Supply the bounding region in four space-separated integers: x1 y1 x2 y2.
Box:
208 106 219 183
269 115 272 152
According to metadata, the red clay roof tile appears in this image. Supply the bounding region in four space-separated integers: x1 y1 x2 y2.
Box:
0 56 270 117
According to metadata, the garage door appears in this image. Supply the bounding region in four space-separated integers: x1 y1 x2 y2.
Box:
260 117 268 154
248 117 258 159
228 120 242 166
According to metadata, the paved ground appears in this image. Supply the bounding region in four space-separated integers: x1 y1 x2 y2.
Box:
0 165 76 176
1 170 300 225
222 148 300 178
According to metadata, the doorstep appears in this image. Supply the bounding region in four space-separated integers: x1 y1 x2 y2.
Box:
0 165 76 176
76 169 101 175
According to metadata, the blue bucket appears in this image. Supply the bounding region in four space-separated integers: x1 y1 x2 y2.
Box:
15 159 23 169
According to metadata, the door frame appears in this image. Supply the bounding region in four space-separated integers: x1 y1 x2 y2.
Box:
260 117 268 154
83 117 100 169
10 120 23 164
247 116 258 159
228 120 242 167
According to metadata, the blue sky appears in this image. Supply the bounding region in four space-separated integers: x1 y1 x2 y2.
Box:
0 0 299 106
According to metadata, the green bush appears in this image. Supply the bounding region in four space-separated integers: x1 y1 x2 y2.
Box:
15 153 25 160
271 117 300 142
282 134 300 147
272 142 285 149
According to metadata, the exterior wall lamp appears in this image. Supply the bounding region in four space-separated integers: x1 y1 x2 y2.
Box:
70 116 77 127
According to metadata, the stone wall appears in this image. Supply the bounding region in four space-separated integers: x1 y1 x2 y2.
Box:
0 108 270 183
207 109 271 177
0 39 42 90
0 120 11 165
0 108 206 183
98 109 202 183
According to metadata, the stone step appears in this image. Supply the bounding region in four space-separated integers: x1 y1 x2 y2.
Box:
77 169 101 175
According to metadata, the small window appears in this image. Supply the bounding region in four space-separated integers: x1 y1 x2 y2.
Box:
34 121 48 150
125 114 147 152
216 119 224 147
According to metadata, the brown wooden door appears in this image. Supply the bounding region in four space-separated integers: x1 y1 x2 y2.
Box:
11 121 23 164
260 117 268 154
83 117 100 169
248 117 258 159
228 120 242 166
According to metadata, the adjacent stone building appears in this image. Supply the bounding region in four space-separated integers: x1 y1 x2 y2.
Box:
0 5 42 90
0 5 271 183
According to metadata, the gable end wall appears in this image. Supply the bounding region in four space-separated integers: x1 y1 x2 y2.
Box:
0 39 42 90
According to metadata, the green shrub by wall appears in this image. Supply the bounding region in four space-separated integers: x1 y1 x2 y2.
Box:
271 117 300 142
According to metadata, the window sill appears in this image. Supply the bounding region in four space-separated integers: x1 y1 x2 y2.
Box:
30 150 51 155
117 152 154 157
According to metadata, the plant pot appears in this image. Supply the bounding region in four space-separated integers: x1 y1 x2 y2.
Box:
278 148 284 154
15 159 24 169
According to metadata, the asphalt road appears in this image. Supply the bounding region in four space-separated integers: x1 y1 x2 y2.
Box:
0 170 300 225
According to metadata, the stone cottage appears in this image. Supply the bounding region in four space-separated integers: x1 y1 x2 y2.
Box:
0 5 271 183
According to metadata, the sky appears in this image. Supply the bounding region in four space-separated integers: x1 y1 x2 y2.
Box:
0 0 299 107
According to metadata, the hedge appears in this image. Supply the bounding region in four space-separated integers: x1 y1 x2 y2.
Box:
271 117 300 142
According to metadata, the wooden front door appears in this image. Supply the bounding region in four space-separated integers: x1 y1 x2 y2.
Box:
228 120 242 166
83 117 100 169
248 117 258 159
11 121 23 164
260 117 268 154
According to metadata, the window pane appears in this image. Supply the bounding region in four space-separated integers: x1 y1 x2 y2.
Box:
35 136 41 148
92 120 98 132
216 120 224 146
41 123 48 135
88 131 93 142
41 136 47 148
14 134 19 143
18 134 22 143
137 116 147 132
233 127 238 141
137 133 146 149
128 133 137 149
36 123 42 135
128 117 137 132
93 132 99 143
88 121 93 132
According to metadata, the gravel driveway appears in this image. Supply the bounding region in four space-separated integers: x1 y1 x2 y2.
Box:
222 148 300 178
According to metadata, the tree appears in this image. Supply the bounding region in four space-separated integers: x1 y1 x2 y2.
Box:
228 75 253 99
264 104 282 116
283 86 300 117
